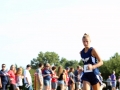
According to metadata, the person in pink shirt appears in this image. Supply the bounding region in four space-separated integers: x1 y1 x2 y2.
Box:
8 65 16 90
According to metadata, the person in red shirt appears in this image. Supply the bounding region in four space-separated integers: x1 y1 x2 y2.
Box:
65 67 70 84
51 66 58 90
65 67 70 90
8 65 16 90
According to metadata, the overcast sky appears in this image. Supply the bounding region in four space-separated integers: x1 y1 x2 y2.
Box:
0 0 120 68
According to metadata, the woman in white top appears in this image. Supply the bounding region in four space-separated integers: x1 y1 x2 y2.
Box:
16 67 24 90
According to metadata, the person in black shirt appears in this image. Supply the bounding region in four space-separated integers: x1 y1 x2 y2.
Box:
57 66 66 90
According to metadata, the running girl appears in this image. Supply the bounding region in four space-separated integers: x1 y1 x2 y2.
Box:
80 33 103 90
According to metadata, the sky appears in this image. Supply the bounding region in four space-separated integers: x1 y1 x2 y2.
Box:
0 0 120 69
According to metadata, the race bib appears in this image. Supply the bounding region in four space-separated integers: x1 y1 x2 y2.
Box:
84 65 93 73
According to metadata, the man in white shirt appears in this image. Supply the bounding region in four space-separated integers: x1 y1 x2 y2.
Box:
24 64 33 90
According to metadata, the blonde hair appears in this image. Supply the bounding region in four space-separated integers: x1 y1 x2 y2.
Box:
16 67 23 76
63 69 66 81
10 65 16 73
82 33 90 39
46 63 50 67
57 66 63 77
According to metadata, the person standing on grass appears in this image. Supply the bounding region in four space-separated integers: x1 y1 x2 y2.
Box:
23 64 33 90
16 67 24 90
36 63 44 90
8 65 17 90
0 64 9 90
111 71 116 90
51 66 58 90
42 63 52 90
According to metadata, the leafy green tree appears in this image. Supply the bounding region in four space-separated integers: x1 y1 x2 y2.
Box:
59 57 67 68
64 60 79 68
100 53 120 80
99 61 109 79
31 58 38 69
31 51 60 69
30 51 120 81
109 53 120 77
79 60 84 66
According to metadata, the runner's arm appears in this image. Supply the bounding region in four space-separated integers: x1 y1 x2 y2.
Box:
91 48 103 69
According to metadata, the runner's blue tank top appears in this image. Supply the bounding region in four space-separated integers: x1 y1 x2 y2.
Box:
80 47 99 75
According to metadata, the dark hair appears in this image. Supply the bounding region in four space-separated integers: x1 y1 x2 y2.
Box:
52 66 56 70
38 63 43 67
2 64 5 66
69 67 74 72
65 67 69 70
26 64 31 68
77 66 80 68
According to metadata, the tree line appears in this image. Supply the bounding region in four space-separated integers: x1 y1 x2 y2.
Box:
30 51 120 80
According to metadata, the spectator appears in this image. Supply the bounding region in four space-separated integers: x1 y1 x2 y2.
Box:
76 67 83 90
74 66 81 90
42 63 52 90
111 71 116 90
51 66 58 90
23 64 33 90
57 66 66 90
118 76 120 90
16 67 24 90
68 67 75 90
65 67 70 90
99 72 106 90
8 65 16 90
106 76 112 90
99 72 103 82
0 77 2 89
36 63 43 90
0 64 9 90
